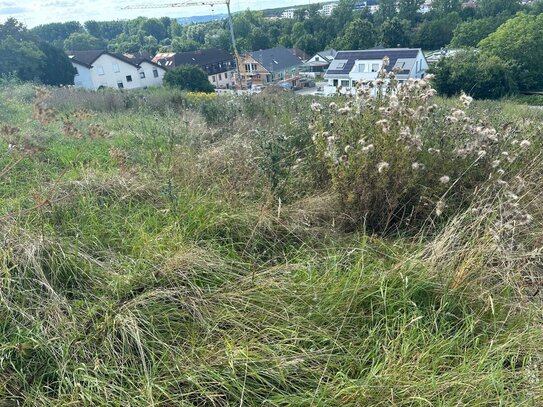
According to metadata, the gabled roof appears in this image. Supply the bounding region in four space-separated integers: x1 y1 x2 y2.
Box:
123 52 153 65
249 47 303 73
289 48 310 62
68 50 140 68
316 49 337 62
124 52 165 70
326 48 422 76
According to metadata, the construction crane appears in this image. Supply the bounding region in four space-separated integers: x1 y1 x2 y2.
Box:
122 1 243 88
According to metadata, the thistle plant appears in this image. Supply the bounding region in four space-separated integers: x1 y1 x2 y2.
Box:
310 59 536 233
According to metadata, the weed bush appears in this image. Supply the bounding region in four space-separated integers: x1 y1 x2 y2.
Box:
311 65 539 232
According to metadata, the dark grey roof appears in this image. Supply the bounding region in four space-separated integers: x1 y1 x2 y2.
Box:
250 47 303 73
326 48 421 75
68 50 140 68
317 49 337 62
123 52 153 65
124 52 164 70
173 48 234 68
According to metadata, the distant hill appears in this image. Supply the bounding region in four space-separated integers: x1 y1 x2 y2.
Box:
176 14 228 25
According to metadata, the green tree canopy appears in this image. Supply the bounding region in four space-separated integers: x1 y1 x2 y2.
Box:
64 32 106 51
37 42 76 86
430 50 517 99
163 65 215 93
380 17 411 48
478 0 521 17
331 18 375 50
450 15 508 48
479 13 543 91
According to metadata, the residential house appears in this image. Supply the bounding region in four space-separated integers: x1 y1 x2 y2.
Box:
239 46 304 89
289 48 310 63
319 3 338 16
152 48 236 89
281 9 296 19
420 1 433 13
323 48 429 95
303 49 337 77
68 50 166 90
462 1 479 9
355 0 379 13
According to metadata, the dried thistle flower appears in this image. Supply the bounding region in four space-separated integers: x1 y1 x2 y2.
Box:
377 161 389 173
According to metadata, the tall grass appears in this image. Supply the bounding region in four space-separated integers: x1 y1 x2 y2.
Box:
0 85 541 405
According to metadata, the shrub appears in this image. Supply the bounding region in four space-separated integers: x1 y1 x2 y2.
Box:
310 64 536 233
430 50 517 99
163 64 215 93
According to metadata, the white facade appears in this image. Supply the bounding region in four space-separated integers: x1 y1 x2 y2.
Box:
420 1 432 13
281 9 296 19
324 49 429 95
209 69 237 89
71 53 165 91
319 3 338 16
138 61 166 87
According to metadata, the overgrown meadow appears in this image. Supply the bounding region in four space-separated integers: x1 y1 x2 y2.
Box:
1 77 543 405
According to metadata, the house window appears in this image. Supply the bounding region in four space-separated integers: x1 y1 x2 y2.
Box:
251 63 257 71
117 81 124 89
315 56 320 61
112 63 120 73
333 79 339 86
126 75 132 82
358 64 365 72
244 64 251 72
212 76 216 82
256 74 261 79
74 67 79 75
224 72 228 78
371 63 380 72
341 80 350 88
97 66 104 75
140 71 146 79
153 68 159 78
219 74 222 80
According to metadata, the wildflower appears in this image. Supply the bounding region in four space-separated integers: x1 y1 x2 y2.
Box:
440 175 450 184
362 144 375 153
436 200 446 216
329 102 338 110
497 169 505 176
383 56 390 66
311 102 322 112
344 145 353 153
428 148 441 154
452 109 465 119
491 160 500 168
424 74 435 81
338 107 352 115
520 140 531 148
460 92 473 108
411 162 425 170
377 161 389 173
478 150 487 158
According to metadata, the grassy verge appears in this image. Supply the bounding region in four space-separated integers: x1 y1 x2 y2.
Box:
0 84 542 405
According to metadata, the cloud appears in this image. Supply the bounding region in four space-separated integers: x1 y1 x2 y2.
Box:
0 0 305 27
0 6 26 14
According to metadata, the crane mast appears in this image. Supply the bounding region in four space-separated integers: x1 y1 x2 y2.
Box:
122 0 243 89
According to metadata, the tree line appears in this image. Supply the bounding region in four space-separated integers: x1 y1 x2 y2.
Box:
1 0 542 96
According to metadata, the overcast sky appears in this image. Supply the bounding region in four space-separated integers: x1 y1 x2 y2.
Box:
0 0 320 27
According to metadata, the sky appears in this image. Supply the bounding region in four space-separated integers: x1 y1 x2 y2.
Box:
0 0 321 27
